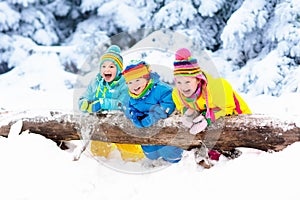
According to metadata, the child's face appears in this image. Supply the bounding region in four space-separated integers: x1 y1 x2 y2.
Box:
175 76 200 98
100 61 117 82
127 77 148 95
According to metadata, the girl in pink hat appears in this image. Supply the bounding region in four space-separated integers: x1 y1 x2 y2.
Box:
172 48 252 161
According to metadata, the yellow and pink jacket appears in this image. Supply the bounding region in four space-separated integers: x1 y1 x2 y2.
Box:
172 72 252 122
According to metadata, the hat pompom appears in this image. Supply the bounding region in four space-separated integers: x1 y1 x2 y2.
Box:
107 45 121 54
173 48 202 78
175 48 192 60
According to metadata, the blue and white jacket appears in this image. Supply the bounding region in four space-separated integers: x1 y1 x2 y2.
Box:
78 73 129 112
126 72 175 127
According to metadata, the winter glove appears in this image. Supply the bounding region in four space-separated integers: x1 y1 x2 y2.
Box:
132 111 146 120
141 113 158 127
87 100 101 113
189 115 208 135
181 116 194 128
129 110 145 128
80 99 89 112
131 115 143 128
150 105 168 119
181 109 200 128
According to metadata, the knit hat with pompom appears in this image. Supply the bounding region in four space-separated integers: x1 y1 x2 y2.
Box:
99 45 123 74
173 48 214 122
173 48 202 78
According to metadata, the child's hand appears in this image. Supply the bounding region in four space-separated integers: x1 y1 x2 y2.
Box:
193 115 205 123
151 105 168 119
88 100 101 113
181 109 199 128
131 110 144 120
80 99 101 113
141 114 157 127
181 116 193 128
129 110 144 128
80 99 89 111
184 108 195 116
131 116 143 128
189 115 208 135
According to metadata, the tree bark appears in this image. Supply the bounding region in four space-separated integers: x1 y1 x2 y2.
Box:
0 111 299 152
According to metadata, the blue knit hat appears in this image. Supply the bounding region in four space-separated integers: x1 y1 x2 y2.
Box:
99 45 123 74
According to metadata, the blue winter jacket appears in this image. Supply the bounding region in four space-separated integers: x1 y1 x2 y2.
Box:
126 72 183 163
78 73 129 112
126 73 175 127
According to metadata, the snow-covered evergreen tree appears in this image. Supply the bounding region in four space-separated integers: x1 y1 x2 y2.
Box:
0 1 20 31
269 0 300 95
220 0 300 96
0 1 20 74
1 0 299 97
152 1 197 30
221 0 276 67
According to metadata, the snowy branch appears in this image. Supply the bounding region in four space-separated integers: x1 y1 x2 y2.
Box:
0 111 299 152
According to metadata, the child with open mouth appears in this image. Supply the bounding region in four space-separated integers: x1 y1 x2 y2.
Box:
78 45 145 162
172 48 252 163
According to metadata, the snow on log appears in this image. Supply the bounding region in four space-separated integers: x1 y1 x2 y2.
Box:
0 110 299 151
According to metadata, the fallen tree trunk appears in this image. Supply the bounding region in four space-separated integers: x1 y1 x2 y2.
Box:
0 110 299 151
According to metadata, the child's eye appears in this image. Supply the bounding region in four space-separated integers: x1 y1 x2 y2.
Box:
185 81 190 84
109 65 114 68
176 81 181 84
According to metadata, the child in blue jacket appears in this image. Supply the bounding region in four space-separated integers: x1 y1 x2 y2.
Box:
78 45 128 112
78 45 144 162
122 60 183 163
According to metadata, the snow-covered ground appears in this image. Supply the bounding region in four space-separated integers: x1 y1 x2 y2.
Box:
0 46 300 200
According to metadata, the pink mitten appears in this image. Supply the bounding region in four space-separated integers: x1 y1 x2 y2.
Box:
181 116 194 128
189 115 208 135
181 109 199 128
193 115 205 123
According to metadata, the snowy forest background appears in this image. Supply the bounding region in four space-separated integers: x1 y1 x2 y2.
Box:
1 1 300 200
1 0 300 99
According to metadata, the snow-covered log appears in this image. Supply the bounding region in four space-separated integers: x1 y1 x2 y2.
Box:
0 111 299 152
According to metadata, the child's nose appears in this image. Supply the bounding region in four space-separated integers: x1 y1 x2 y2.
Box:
133 83 139 88
181 83 188 88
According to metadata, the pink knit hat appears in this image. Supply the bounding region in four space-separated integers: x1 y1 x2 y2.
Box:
173 48 208 86
173 48 203 78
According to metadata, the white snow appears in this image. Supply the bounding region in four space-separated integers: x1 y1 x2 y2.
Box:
152 1 197 29
221 0 268 49
0 1 20 31
198 0 226 17
1 8 300 200
1 45 300 200
1 127 300 200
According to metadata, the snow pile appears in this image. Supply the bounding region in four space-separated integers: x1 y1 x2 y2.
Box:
0 120 300 200
1 1 300 199
0 53 76 111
